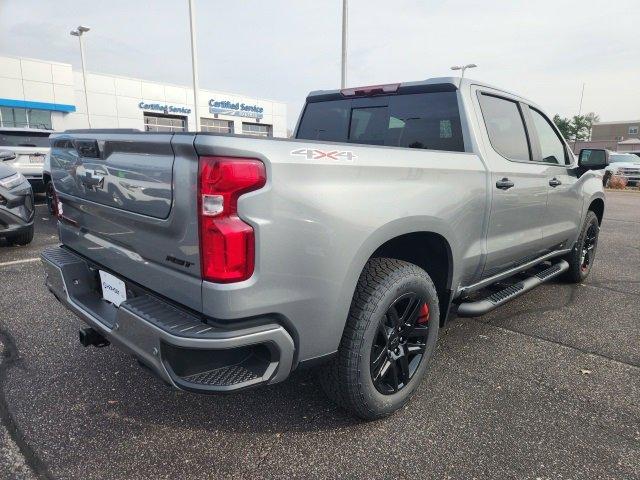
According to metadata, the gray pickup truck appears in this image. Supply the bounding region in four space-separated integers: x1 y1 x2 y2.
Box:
41 78 607 419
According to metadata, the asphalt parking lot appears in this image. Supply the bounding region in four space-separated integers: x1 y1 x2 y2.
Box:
0 192 638 479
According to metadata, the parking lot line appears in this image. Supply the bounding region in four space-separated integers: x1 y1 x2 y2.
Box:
0 258 40 268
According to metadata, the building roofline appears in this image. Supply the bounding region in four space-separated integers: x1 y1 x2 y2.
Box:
0 54 286 106
0 53 72 68
593 120 640 126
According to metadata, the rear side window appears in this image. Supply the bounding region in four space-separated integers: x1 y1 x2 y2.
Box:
296 91 465 152
478 94 530 161
529 108 567 165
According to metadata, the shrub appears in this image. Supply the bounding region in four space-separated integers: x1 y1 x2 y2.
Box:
607 175 628 189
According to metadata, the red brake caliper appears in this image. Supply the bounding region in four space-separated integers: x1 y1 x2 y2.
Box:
417 303 430 324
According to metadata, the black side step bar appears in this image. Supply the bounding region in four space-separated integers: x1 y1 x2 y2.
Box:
456 260 569 317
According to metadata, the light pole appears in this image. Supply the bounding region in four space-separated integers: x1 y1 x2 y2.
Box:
70 26 91 128
341 0 348 88
188 0 201 131
451 63 477 80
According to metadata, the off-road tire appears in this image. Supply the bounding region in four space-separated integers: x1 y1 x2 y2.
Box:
318 257 439 420
563 210 599 283
45 180 57 215
7 225 34 246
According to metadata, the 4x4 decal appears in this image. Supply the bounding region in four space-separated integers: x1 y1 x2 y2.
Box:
290 148 357 162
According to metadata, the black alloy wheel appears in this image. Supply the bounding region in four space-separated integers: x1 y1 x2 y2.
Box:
45 180 57 215
580 223 598 272
370 292 430 395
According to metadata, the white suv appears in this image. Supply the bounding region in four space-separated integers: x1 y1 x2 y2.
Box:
0 127 52 192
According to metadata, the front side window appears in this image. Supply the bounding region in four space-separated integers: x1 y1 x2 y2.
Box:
296 91 465 152
530 108 567 165
478 94 530 161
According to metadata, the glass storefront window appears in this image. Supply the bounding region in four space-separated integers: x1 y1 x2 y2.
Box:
201 118 234 134
0 107 52 129
143 113 187 132
242 122 272 137
28 109 52 129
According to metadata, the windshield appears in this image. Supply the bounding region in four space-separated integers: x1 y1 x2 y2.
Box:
609 154 638 163
0 131 51 148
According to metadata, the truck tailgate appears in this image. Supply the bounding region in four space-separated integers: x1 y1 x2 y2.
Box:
50 132 203 311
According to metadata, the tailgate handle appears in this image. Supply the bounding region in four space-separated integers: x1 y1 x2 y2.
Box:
73 139 100 158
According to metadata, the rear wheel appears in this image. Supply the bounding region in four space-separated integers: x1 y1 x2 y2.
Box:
318 257 439 420
45 180 57 215
563 210 599 283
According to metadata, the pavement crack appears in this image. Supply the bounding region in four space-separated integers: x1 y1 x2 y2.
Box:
473 319 640 369
0 326 55 480
584 282 640 298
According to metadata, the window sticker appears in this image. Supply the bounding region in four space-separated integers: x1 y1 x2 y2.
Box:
440 120 452 138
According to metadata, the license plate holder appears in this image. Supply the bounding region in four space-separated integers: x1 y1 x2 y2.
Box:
99 270 127 307
29 154 44 164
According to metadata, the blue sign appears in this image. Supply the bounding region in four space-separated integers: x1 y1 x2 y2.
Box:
208 99 263 119
138 101 191 115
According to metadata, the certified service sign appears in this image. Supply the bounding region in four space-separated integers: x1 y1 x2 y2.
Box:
208 99 264 119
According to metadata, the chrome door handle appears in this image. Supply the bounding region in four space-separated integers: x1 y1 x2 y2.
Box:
549 178 562 187
496 178 515 190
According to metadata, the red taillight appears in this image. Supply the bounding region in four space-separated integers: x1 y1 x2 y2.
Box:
198 156 266 283
340 83 400 97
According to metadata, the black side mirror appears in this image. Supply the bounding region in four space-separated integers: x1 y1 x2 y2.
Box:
0 150 16 162
578 149 609 170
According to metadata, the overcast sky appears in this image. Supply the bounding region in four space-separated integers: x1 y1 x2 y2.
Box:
1 0 638 127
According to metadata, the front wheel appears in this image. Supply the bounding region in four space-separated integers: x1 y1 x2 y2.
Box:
563 210 600 283
7 225 34 246
318 258 439 420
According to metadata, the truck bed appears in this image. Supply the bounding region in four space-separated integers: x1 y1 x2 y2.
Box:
50 130 487 361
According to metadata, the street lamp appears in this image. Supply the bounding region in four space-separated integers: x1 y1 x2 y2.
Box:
70 26 91 128
187 0 201 131
341 0 348 88
450 63 477 79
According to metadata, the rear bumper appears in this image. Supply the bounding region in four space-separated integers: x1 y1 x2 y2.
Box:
41 245 295 393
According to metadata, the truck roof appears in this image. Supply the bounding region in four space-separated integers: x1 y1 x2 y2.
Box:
306 77 527 104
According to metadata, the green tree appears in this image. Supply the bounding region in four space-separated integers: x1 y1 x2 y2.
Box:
553 114 572 140
553 112 600 141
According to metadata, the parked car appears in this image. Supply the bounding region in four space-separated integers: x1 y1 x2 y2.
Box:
0 150 35 245
602 152 640 186
41 78 606 419
0 127 52 193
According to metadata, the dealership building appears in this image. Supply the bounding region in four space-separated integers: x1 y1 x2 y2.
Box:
0 55 287 137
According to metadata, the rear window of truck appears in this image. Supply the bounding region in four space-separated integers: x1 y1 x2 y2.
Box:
296 91 465 152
